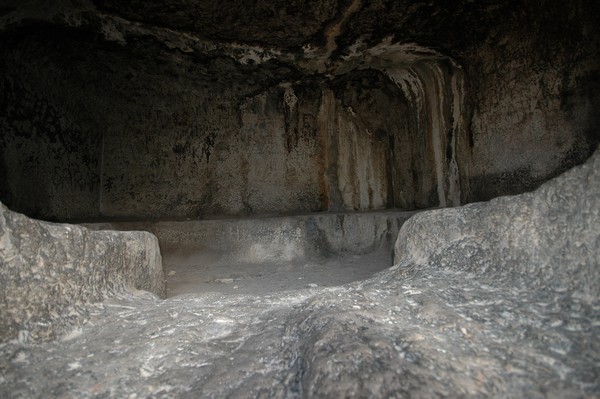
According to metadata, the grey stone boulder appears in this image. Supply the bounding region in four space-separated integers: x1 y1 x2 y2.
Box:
0 203 165 343
394 146 600 297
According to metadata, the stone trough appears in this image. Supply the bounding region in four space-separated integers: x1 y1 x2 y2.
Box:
86 211 417 296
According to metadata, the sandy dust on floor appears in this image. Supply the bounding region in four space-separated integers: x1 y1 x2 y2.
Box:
163 249 394 297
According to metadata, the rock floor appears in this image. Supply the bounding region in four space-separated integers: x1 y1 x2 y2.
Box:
1 253 597 398
2 147 599 398
163 250 393 297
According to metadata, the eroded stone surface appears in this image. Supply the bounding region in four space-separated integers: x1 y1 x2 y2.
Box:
87 211 415 297
0 1 597 221
87 210 415 265
0 202 165 343
1 149 597 397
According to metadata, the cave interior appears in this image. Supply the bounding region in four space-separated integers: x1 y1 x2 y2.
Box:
0 0 599 397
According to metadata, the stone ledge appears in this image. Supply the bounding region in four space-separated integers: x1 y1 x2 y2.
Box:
394 145 600 296
86 210 418 267
0 203 165 343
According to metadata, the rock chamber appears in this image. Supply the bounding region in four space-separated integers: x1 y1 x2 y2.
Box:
0 0 598 397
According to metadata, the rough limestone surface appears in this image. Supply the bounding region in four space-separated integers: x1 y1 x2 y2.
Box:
87 211 416 266
1 1 598 221
0 149 598 397
0 203 165 343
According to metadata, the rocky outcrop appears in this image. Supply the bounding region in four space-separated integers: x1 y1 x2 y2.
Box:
394 146 600 297
0 202 165 343
284 147 600 397
1 148 597 397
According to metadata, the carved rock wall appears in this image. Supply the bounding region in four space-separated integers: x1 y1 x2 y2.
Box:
456 1 600 201
0 1 598 221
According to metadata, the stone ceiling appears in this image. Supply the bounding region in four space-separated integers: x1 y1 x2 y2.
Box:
1 1 596 86
91 0 515 52
0 0 520 73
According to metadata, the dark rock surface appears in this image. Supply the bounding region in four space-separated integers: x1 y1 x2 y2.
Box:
0 202 165 343
1 148 597 397
0 0 598 221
